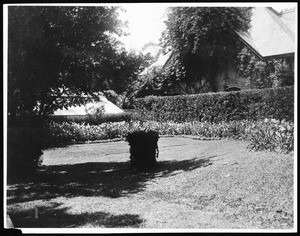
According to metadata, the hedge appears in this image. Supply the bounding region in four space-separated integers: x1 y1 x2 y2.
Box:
134 86 294 123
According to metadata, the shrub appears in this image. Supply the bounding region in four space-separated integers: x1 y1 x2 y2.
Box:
134 86 294 123
43 121 129 147
43 118 293 154
237 47 294 88
7 127 44 181
126 130 159 169
247 119 294 153
49 112 134 125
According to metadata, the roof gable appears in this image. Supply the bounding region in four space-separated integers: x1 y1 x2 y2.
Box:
237 7 295 58
139 51 173 76
53 96 124 116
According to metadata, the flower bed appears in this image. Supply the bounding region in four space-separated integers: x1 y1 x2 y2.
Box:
43 119 294 154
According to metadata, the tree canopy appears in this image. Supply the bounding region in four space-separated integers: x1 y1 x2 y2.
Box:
138 7 252 96
7 6 145 125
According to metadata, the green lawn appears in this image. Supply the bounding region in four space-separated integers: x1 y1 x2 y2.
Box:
6 137 294 230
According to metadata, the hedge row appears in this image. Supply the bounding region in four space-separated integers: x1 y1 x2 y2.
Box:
134 86 294 123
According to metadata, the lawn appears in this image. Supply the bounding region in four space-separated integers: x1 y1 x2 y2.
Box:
6 137 294 230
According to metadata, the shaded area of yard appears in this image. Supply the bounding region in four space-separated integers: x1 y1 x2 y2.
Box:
7 158 211 204
7 137 294 229
8 202 143 228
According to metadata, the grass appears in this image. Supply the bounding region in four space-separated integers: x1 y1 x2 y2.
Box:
6 137 294 230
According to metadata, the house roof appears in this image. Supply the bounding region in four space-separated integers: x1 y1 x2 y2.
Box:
53 96 124 116
139 51 173 76
236 7 295 58
138 7 295 78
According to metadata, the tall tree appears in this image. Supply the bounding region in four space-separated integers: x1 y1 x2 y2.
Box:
8 6 137 125
156 7 252 94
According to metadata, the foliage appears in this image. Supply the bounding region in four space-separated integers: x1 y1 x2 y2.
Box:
152 7 252 93
247 119 294 153
102 90 133 109
7 6 145 124
7 128 44 180
141 41 162 63
164 7 251 53
126 130 159 168
44 121 127 146
7 6 134 177
96 51 150 94
134 86 294 123
135 52 211 97
103 90 120 105
237 47 294 88
44 119 294 154
50 112 134 125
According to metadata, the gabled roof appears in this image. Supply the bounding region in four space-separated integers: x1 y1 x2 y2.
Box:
280 8 296 34
236 7 295 58
139 7 296 78
53 96 124 116
139 51 173 76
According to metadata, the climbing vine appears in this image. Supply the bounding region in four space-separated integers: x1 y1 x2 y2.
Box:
236 47 294 89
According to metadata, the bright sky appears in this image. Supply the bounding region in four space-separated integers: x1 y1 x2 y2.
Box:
116 3 296 53
117 4 168 52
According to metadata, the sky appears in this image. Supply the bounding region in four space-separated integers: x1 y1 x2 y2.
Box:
116 3 296 53
117 4 168 52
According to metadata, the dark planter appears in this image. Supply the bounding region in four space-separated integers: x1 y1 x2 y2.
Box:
126 130 159 169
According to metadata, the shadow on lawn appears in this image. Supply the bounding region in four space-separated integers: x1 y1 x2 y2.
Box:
9 202 144 228
7 157 212 204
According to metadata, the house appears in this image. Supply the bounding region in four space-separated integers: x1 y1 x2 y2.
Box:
138 7 295 94
222 7 295 91
139 51 173 76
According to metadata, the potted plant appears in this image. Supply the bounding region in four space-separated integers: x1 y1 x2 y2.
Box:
126 130 159 169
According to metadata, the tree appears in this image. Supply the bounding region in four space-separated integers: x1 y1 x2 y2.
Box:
7 6 139 125
92 50 150 94
153 7 252 94
236 47 294 89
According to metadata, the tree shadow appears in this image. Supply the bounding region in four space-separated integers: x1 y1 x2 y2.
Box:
8 202 144 228
7 157 212 204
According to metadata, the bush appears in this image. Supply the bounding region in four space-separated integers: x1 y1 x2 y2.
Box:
49 112 134 125
247 119 294 153
134 86 294 123
43 118 293 154
126 130 159 169
43 121 130 147
7 127 44 181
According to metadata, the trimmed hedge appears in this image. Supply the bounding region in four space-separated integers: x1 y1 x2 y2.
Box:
126 130 159 168
134 86 294 123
